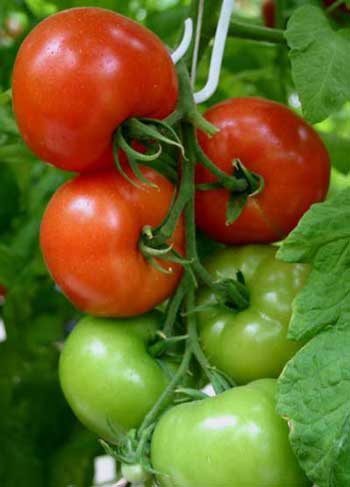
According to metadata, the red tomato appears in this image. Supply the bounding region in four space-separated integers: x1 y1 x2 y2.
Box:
262 0 275 27
40 166 185 317
0 285 6 298
195 97 330 244
12 7 178 173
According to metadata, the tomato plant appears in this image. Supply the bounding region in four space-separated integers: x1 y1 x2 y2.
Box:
195 97 330 244
151 379 310 487
196 245 309 384
40 165 184 317
2 0 350 485
12 7 178 172
59 312 172 442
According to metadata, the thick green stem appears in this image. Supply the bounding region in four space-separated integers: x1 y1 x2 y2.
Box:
186 284 212 383
146 156 193 248
142 63 246 255
137 337 193 438
183 124 250 311
230 19 286 45
196 144 248 192
166 62 218 135
163 275 187 336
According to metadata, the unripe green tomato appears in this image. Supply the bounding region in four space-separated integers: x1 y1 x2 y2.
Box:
151 379 310 487
59 312 170 442
197 245 309 384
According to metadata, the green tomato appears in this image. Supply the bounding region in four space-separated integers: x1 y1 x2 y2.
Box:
197 245 309 384
59 312 170 442
151 379 310 487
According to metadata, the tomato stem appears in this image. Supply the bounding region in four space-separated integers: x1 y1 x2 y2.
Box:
196 144 248 192
166 62 219 136
229 19 286 45
163 275 188 336
137 338 193 438
148 334 188 357
139 64 252 260
182 123 250 311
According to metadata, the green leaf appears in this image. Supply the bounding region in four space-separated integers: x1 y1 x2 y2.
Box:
286 5 350 123
277 322 350 487
277 188 350 340
25 0 57 17
320 132 350 175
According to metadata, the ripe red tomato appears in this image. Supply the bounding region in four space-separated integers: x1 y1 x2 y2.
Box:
12 7 178 173
195 97 330 244
40 166 185 317
262 0 275 27
0 285 6 298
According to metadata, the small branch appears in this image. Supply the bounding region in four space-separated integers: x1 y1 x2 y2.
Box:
137 339 193 437
326 0 345 12
229 19 286 45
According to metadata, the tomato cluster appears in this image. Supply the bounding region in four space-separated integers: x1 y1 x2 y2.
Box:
13 6 330 487
13 7 183 317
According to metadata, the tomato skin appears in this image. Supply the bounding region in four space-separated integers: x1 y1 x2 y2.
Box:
0 285 6 298
197 245 309 384
262 0 275 27
195 97 330 244
151 379 310 487
40 166 184 317
12 7 178 172
59 312 169 442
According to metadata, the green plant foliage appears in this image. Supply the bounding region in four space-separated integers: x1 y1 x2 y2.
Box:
286 5 350 123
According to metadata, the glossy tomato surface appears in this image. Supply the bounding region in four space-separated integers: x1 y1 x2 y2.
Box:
197 245 309 384
12 7 178 172
40 166 184 317
195 97 330 244
59 312 169 442
151 379 310 487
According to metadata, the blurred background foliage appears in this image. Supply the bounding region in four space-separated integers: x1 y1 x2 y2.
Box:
0 0 350 485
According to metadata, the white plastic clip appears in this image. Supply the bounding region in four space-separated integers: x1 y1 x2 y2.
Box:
191 0 205 86
193 0 234 104
171 18 193 64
